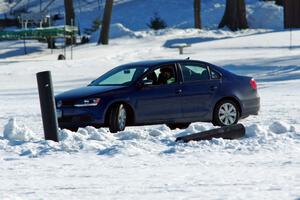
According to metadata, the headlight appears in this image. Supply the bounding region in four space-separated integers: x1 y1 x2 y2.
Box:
74 98 101 107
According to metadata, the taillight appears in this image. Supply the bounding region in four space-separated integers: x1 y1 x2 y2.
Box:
250 78 257 90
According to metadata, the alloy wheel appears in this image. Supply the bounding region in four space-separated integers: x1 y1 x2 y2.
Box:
118 104 127 130
218 103 237 125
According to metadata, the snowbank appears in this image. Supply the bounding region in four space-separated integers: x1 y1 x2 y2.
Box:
90 23 141 43
0 119 298 158
247 2 284 30
3 118 36 142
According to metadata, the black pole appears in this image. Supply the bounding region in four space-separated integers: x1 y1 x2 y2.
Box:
176 124 245 143
71 19 74 60
36 71 59 142
23 38 27 55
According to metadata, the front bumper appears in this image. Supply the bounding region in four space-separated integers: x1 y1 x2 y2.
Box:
57 106 105 129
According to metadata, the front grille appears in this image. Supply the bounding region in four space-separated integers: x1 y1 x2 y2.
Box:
58 115 93 123
62 100 76 106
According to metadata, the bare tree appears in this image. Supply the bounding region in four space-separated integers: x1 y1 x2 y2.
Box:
194 0 201 29
98 0 114 45
64 0 75 45
219 0 248 31
275 0 283 6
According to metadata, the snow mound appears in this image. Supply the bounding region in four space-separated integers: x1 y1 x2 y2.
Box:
3 118 35 142
110 23 140 39
269 121 295 134
0 119 299 157
245 124 268 138
90 23 140 42
248 2 283 30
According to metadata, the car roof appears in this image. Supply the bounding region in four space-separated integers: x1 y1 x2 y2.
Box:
120 59 201 68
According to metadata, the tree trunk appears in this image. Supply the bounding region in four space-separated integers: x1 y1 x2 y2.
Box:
275 0 283 6
98 0 114 45
194 0 201 29
284 0 300 28
219 0 248 31
64 0 75 45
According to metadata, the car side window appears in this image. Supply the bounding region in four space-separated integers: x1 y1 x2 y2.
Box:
142 65 177 86
181 63 209 82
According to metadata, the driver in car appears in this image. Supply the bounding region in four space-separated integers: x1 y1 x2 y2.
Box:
158 67 175 84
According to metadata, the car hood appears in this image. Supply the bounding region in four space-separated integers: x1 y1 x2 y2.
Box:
55 85 126 100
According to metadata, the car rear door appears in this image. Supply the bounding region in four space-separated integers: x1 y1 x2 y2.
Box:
178 62 220 120
134 64 182 123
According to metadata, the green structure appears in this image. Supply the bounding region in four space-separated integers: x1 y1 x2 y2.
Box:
0 26 78 40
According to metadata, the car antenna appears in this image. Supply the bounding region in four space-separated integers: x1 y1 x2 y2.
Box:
186 57 190 60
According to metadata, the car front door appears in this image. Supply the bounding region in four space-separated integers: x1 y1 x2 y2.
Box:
178 62 220 120
134 64 182 124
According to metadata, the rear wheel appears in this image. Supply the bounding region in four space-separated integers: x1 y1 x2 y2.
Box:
213 100 239 127
109 104 127 133
167 123 191 130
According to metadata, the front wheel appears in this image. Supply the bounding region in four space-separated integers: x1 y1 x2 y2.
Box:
109 104 127 133
213 100 239 127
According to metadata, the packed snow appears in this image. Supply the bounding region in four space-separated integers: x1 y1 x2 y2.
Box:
1 0 300 199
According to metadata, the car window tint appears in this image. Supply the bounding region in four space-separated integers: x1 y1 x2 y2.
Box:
181 63 209 82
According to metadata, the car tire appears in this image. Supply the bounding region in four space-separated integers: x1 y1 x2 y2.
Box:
167 123 191 130
213 100 239 127
109 104 127 133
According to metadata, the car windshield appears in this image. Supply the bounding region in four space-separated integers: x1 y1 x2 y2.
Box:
89 65 149 86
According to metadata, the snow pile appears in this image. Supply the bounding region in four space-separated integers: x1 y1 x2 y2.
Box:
269 121 296 134
0 119 298 158
90 23 141 43
247 2 283 30
109 23 141 39
3 118 36 142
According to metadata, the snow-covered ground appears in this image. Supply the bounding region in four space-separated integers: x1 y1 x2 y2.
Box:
1 0 300 199
0 28 300 199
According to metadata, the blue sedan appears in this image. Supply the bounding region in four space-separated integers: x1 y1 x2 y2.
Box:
55 59 260 133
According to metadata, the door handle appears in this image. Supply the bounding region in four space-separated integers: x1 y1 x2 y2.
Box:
176 89 182 94
210 86 218 91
